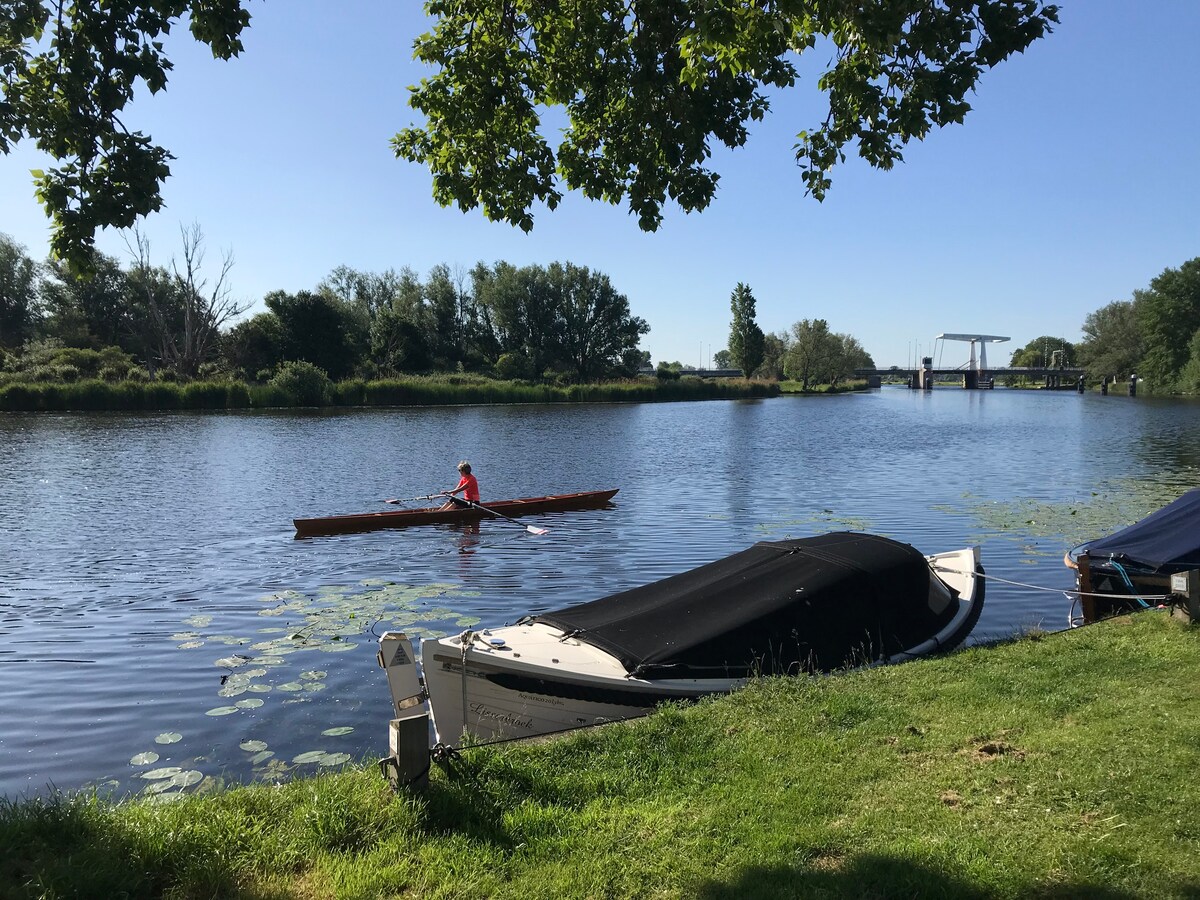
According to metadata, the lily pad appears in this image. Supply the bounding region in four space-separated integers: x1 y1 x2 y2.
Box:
240 740 268 752
250 750 274 764
143 788 187 802
171 770 204 788
155 732 182 744
182 614 213 627
177 641 205 650
318 753 351 767
292 750 327 764
130 751 160 766
141 766 183 780
205 706 239 717
321 727 354 736
277 683 304 692
235 698 264 709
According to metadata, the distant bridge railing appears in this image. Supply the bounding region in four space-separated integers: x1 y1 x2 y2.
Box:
855 366 1088 390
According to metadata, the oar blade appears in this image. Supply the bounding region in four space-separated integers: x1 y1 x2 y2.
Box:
526 525 550 536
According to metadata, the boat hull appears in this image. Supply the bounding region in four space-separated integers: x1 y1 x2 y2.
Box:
293 489 618 537
414 546 983 745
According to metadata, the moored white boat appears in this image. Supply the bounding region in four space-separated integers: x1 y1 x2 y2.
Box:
379 533 984 751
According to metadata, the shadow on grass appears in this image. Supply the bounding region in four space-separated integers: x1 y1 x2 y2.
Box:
692 855 1151 900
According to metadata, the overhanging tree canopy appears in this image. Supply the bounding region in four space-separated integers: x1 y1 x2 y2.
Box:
1 1 251 270
4 1 1058 269
396 0 1060 230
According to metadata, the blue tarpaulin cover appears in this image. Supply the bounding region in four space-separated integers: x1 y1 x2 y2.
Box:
1082 488 1200 573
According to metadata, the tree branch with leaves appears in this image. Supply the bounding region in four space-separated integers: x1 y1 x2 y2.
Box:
396 0 1060 230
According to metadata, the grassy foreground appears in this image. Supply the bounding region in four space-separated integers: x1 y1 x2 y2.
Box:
3 612 1198 899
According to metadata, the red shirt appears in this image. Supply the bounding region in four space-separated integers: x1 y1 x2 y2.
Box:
456 473 480 502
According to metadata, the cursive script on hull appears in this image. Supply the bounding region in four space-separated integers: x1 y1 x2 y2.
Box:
468 701 535 731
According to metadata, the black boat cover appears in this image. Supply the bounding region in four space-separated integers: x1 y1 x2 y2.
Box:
1081 488 1200 573
533 532 959 678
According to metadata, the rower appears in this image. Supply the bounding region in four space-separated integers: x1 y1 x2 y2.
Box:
439 461 480 510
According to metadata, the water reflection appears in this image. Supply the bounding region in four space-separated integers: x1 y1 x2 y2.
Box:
3 390 1200 799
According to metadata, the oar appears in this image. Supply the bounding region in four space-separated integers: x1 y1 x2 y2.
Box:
459 497 549 536
383 494 440 505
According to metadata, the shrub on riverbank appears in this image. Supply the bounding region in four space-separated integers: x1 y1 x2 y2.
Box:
779 378 870 394
0 379 252 411
0 374 779 411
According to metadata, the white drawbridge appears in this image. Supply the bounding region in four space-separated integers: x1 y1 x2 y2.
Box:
934 334 1010 372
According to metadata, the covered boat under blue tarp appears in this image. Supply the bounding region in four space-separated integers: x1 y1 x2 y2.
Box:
1077 488 1200 574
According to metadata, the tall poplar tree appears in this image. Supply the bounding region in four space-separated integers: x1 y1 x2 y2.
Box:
728 283 765 377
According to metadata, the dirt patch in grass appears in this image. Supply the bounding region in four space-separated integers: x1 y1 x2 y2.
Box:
971 739 1026 762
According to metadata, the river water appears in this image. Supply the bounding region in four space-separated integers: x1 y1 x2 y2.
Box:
2 387 1198 800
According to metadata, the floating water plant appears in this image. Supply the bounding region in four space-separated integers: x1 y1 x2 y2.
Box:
115 577 485 797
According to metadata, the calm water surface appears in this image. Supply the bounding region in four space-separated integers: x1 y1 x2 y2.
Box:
2 388 1198 800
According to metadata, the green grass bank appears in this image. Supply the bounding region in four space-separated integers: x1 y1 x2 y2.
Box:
3 611 1197 899
0 375 779 412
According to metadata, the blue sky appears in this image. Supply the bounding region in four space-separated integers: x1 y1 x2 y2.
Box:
3 1 1198 369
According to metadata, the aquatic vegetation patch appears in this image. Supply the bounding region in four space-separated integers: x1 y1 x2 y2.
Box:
111 577 483 799
937 476 1199 550
755 509 876 537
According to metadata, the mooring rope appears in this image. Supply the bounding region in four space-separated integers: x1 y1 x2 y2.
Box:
929 565 1173 602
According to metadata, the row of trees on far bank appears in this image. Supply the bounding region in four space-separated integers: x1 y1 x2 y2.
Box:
1001 257 1200 393
716 283 875 389
0 232 650 384
708 256 1200 396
